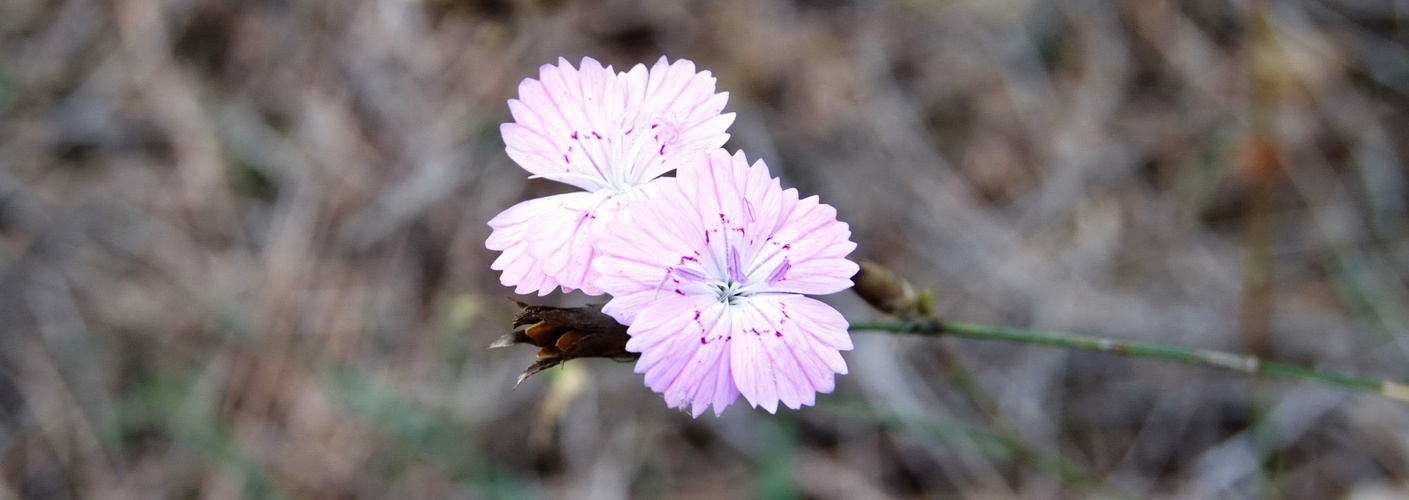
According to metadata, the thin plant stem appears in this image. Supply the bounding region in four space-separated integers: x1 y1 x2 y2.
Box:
850 320 1409 403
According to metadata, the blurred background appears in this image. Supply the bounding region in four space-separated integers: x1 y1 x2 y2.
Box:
3 0 1409 498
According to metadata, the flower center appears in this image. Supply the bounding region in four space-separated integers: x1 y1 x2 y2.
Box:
599 184 628 198
714 279 750 305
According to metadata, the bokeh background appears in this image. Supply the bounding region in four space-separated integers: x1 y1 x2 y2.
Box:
3 0 1409 498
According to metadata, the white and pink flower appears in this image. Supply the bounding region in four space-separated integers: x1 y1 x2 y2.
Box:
594 150 859 417
487 56 735 295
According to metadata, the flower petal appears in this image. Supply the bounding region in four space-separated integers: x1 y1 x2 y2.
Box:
503 57 733 191
754 193 859 295
729 295 851 412
626 294 740 417
728 304 779 413
503 59 610 190
490 245 560 296
486 193 586 295
524 194 607 295
594 181 709 324
617 57 736 183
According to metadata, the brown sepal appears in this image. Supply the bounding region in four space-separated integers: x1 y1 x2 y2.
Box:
491 298 638 387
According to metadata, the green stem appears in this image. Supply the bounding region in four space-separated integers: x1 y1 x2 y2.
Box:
850 320 1409 403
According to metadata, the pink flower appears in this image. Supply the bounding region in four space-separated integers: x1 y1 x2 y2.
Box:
487 57 735 295
594 150 859 416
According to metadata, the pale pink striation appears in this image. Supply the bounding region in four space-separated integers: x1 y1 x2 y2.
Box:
594 150 860 417
487 56 735 295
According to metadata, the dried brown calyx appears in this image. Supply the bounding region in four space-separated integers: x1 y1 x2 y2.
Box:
491 298 638 386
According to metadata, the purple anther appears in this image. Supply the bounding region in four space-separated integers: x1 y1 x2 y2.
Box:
729 247 746 283
765 258 791 286
673 266 707 282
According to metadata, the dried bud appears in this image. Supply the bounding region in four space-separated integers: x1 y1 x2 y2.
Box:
851 260 933 320
491 298 638 386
